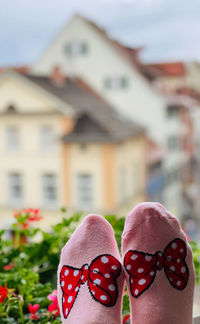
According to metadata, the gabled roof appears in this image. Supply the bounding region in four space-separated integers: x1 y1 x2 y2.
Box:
144 62 185 77
62 113 112 142
24 74 145 142
76 14 141 63
75 14 150 79
0 65 29 74
176 87 200 102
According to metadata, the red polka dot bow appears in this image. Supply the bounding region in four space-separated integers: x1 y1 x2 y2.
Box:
124 238 189 298
60 254 121 319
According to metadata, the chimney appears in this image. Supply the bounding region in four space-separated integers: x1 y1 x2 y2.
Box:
51 66 66 85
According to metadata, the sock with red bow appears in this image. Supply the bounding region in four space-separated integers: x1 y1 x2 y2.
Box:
122 202 195 324
57 214 124 324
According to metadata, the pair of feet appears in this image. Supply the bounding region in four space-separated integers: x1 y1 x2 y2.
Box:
57 202 195 324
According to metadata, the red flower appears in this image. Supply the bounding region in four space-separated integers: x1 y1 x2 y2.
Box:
13 211 20 218
0 286 8 303
3 262 14 271
48 290 60 317
123 314 130 324
28 304 39 320
26 209 43 222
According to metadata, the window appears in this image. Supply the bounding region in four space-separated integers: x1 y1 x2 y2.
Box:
64 41 89 57
167 136 179 150
8 173 23 205
166 106 179 118
40 126 55 152
6 126 20 151
42 174 57 206
76 174 93 209
104 77 129 90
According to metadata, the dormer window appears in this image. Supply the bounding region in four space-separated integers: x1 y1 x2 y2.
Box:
103 76 129 90
64 41 89 57
6 104 17 113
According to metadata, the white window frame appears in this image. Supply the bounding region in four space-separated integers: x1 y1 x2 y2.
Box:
6 126 20 152
76 174 93 209
104 76 128 90
8 173 23 206
42 174 57 207
64 41 88 57
40 126 55 153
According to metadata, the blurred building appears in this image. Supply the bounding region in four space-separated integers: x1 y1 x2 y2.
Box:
1 14 199 222
144 61 200 222
0 69 147 223
31 14 194 218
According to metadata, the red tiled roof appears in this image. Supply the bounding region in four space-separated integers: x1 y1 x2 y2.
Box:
145 62 185 77
176 87 200 102
0 66 29 74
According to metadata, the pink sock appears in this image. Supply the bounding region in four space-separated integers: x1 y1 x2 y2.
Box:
57 214 124 324
122 202 195 324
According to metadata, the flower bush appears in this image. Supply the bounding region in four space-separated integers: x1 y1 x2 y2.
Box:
0 209 199 323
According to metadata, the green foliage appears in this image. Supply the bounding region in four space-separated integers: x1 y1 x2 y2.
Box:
0 209 199 323
189 241 200 284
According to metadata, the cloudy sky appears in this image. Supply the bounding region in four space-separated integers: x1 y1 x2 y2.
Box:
1 0 200 66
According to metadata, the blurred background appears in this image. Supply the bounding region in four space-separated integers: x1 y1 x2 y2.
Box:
0 0 200 315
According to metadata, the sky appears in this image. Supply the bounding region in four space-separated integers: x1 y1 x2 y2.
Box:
1 0 200 66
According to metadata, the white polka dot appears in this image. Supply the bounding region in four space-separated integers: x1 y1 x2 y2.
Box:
108 284 115 291
138 268 144 273
157 261 160 266
145 255 152 261
73 270 79 277
61 281 65 287
93 268 99 273
169 277 173 282
177 281 181 286
131 254 138 261
64 269 69 276
105 273 110 278
150 271 155 276
84 265 89 270
126 264 131 270
134 289 139 296
91 290 95 295
172 243 177 249
112 265 117 270
100 295 107 301
101 256 109 264
68 284 72 290
94 279 101 285
167 256 172 261
131 279 133 283
75 287 79 292
65 309 68 316
181 266 186 273
138 279 146 285
159 252 162 256
63 297 65 302
68 296 73 303
177 258 181 263
170 266 175 271
81 275 84 280
180 249 184 253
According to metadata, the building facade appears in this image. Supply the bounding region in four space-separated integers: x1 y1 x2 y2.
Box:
0 70 147 227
